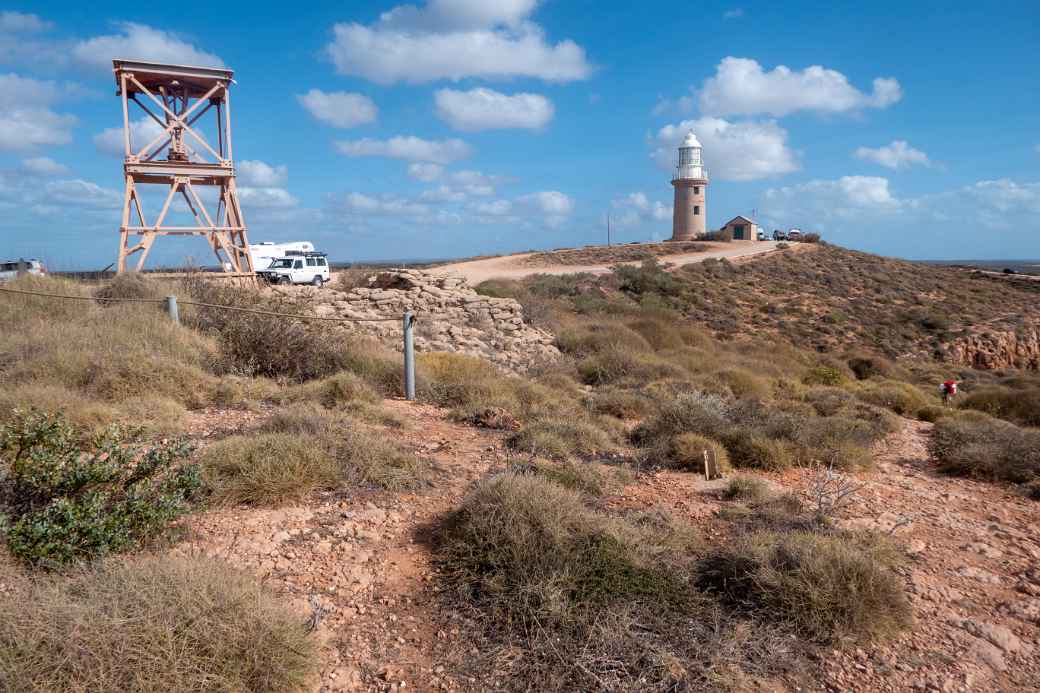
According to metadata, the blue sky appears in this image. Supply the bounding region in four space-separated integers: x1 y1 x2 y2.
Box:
1 0 1038 269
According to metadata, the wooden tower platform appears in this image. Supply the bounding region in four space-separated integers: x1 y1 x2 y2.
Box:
112 60 253 274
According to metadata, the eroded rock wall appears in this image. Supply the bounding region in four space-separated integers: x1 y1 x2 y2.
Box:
945 325 1040 370
287 269 558 372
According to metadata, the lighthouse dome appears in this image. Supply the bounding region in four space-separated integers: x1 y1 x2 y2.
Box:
680 131 702 148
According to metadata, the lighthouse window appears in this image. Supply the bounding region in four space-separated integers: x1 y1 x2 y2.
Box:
693 186 700 194
694 205 700 215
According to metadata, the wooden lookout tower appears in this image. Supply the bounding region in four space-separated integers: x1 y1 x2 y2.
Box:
112 60 253 274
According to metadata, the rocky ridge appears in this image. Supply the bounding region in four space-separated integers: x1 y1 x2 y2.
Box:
285 269 558 373
946 323 1040 370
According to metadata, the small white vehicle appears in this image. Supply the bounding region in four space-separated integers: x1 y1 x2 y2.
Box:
0 258 46 282
788 229 803 241
257 252 330 287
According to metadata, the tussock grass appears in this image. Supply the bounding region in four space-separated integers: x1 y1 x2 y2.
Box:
697 531 911 643
201 433 339 506
721 475 769 501
439 473 691 625
0 555 318 692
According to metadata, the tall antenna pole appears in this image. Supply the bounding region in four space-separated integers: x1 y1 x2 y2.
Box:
606 213 612 247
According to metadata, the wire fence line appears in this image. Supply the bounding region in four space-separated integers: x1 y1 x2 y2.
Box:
0 285 401 323
1 283 421 397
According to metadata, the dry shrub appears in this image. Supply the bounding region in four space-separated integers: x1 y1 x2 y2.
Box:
916 404 948 423
930 415 1040 483
417 352 517 409
625 316 687 350
281 371 380 407
555 322 651 357
201 433 338 506
958 386 1040 427
710 368 771 399
697 531 910 642
576 346 684 385
510 458 607 496
722 431 795 471
649 432 732 474
93 273 179 304
846 353 895 380
854 380 930 416
506 417 616 459
0 555 318 692
438 473 690 625
722 475 769 501
802 386 856 416
591 388 653 419
802 366 848 387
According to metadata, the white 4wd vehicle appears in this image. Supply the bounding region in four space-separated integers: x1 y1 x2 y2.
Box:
0 258 47 281
258 253 330 287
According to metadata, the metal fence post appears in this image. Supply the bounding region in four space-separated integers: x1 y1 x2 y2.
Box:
403 311 416 401
165 295 180 325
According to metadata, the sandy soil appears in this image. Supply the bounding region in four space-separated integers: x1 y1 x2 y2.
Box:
429 240 805 284
168 404 1039 692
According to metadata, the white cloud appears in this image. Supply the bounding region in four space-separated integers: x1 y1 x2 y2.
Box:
93 117 166 157
324 0 591 84
959 179 1040 215
698 57 901 117
0 11 52 32
238 160 288 187
238 187 298 209
332 191 430 218
434 87 553 131
723 8 745 19
72 22 223 71
855 140 930 169
0 74 77 151
472 199 513 216
761 175 902 229
297 89 378 128
407 162 444 182
651 117 798 181
22 157 69 176
516 190 574 227
612 192 671 225
420 185 467 203
44 179 122 209
335 135 473 164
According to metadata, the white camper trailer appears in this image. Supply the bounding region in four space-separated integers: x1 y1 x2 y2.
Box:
248 241 315 270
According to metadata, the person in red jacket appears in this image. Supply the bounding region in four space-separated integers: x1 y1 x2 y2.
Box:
940 379 958 405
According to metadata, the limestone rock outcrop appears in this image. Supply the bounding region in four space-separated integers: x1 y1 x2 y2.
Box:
284 269 558 372
944 324 1040 370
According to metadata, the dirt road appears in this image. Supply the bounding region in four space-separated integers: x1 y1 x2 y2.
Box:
430 240 796 284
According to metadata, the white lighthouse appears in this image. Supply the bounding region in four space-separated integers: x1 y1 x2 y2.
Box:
670 131 709 241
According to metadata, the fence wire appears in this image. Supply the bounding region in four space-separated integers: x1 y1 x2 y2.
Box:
0 285 401 323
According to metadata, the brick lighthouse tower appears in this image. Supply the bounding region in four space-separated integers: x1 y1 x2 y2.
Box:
670 131 708 241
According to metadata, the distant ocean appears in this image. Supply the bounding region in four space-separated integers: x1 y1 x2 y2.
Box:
924 260 1040 276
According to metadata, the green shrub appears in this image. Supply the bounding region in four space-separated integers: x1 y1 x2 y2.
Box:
803 366 847 387
651 433 732 474
591 388 653 419
0 410 198 567
930 415 1040 483
281 371 380 407
721 475 768 501
630 391 730 445
722 431 795 471
855 380 929 416
200 433 337 506
0 555 318 692
698 531 910 642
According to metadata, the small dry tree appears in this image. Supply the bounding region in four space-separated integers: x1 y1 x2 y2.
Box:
807 461 867 525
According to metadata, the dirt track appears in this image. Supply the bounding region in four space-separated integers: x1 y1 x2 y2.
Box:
430 240 802 284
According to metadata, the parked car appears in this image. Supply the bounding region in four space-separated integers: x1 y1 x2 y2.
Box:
257 252 330 286
772 229 787 241
756 229 767 241
0 258 46 282
788 229 803 241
